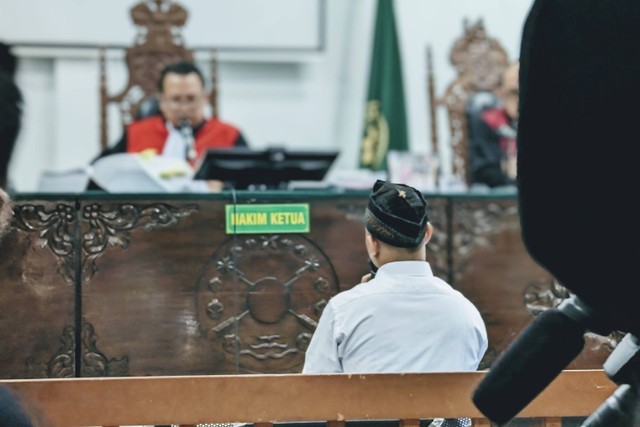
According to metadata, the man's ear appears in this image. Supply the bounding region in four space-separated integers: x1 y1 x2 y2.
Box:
422 222 434 245
365 231 381 258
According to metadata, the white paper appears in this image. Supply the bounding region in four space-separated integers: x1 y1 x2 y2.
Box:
89 153 196 193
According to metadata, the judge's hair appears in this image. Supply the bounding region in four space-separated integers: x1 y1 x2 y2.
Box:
157 61 205 91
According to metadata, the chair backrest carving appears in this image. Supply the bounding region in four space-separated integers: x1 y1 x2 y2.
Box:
428 19 509 185
99 0 218 151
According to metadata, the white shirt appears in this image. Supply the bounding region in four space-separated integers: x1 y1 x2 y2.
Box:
160 121 208 192
302 261 488 374
163 121 192 159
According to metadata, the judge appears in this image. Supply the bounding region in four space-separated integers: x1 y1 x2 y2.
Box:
98 61 248 162
89 61 248 191
468 61 519 188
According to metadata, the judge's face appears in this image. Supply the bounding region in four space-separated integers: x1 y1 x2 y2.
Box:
159 72 206 127
499 62 519 120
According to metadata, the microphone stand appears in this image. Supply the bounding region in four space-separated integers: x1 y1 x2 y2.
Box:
472 293 616 425
581 333 640 426
178 119 197 162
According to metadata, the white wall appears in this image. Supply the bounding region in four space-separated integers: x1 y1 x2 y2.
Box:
1 0 323 49
4 0 534 191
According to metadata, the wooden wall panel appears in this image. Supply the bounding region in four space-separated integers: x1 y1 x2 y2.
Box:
451 199 611 370
0 192 612 379
80 199 215 376
0 201 76 378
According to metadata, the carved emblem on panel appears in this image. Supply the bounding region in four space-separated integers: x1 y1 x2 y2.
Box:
13 203 77 284
451 201 519 280
448 19 509 91
131 0 189 50
524 278 623 352
198 235 339 373
129 0 192 101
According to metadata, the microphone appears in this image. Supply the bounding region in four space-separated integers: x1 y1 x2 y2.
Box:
473 0 640 424
472 295 607 425
604 334 640 386
178 119 196 162
577 334 640 426
581 384 639 427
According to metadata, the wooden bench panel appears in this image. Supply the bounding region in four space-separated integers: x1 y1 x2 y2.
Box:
0 370 615 427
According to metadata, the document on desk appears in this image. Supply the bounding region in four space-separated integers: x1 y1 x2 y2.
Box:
88 153 195 193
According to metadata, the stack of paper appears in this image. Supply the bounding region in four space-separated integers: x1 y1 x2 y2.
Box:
88 153 200 193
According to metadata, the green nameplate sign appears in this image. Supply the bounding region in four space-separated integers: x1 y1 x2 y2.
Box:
225 204 310 234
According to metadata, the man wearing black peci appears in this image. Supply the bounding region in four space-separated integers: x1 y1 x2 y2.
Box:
304 180 488 427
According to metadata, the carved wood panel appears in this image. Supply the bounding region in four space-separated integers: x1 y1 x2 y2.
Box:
80 199 209 376
0 193 610 380
198 234 339 373
79 196 372 376
450 199 611 369
424 197 448 281
1 201 76 379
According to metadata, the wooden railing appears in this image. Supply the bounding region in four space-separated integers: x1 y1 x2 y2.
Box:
0 370 615 427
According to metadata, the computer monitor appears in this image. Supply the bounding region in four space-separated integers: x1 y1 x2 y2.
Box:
194 147 339 189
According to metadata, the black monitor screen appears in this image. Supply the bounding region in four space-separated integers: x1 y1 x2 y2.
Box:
194 147 339 189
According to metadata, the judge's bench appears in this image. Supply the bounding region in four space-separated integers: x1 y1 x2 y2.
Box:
0 189 614 379
0 3 615 383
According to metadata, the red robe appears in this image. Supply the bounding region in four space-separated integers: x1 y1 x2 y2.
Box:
126 116 240 159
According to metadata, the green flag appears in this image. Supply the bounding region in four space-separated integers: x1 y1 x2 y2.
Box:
359 0 409 171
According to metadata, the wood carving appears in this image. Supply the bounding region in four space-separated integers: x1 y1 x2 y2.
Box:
0 188 11 240
12 202 198 283
99 0 219 151
46 321 129 378
524 278 625 353
80 202 199 281
428 19 510 185
451 201 519 282
3 194 613 379
12 203 78 284
199 234 339 373
424 199 448 280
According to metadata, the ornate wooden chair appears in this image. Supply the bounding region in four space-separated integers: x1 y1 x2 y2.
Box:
427 19 510 185
99 0 218 152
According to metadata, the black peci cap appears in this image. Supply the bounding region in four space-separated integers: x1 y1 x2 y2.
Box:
365 180 429 248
